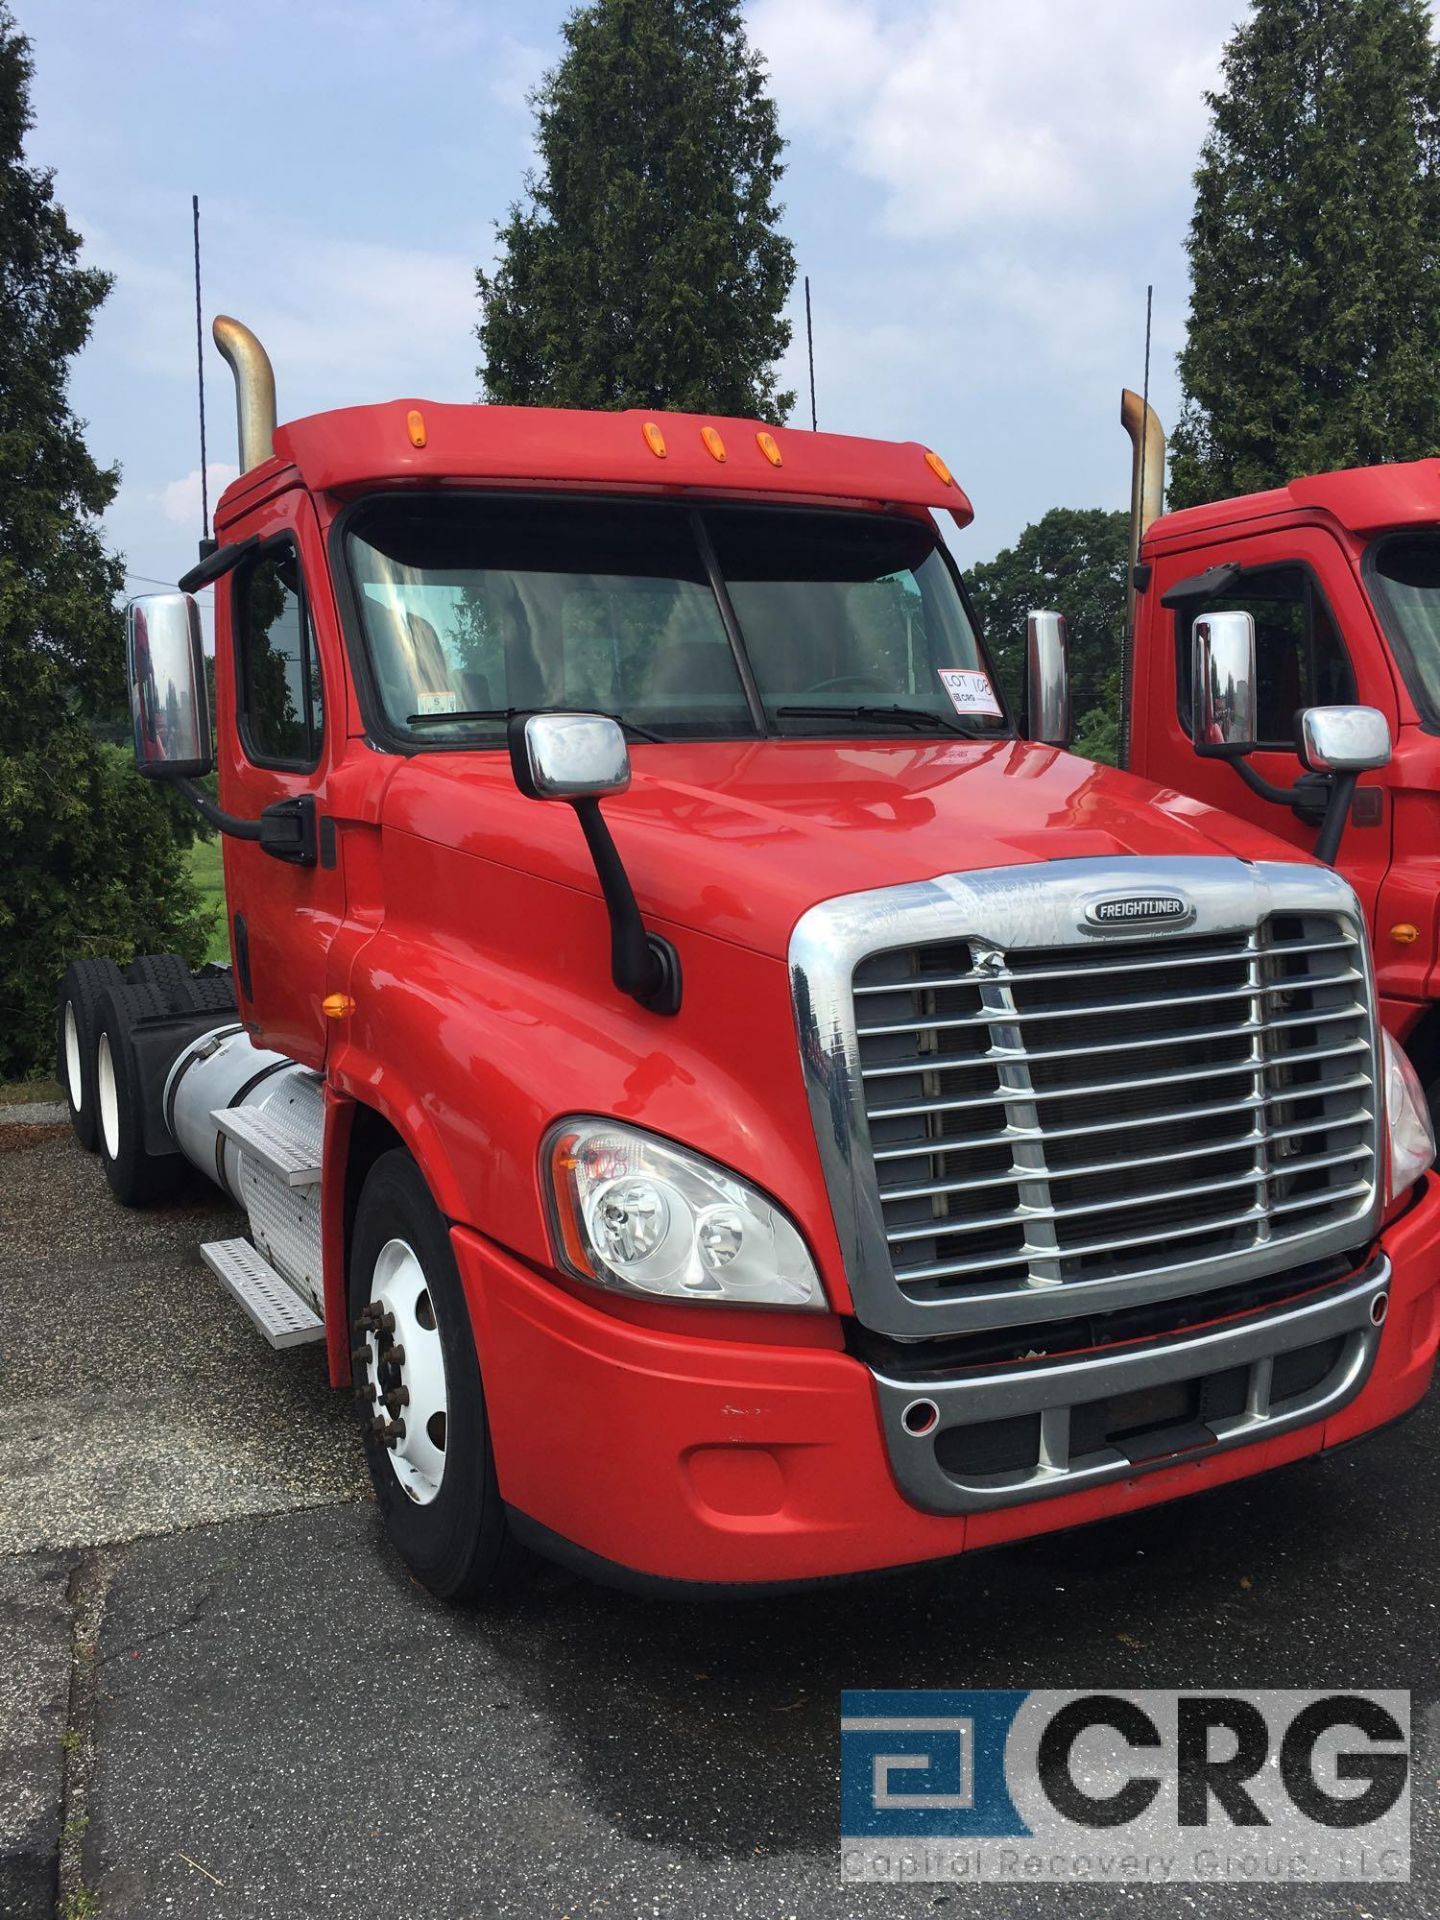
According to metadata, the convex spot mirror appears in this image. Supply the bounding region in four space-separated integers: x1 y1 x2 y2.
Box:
125 593 213 779
1026 609 1071 748
1298 706 1392 775
1191 609 1258 755
508 711 631 801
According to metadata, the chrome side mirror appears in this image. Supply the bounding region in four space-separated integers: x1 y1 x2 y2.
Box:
1298 705 1392 774
125 593 212 778
1191 610 1257 755
508 711 630 801
1025 609 1071 748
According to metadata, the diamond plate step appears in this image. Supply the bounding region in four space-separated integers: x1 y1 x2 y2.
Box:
201 1237 325 1348
213 1103 322 1187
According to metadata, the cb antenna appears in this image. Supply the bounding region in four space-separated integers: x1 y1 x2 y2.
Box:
805 274 817 432
192 193 211 552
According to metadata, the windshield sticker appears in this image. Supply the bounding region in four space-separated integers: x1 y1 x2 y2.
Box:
937 668 1002 717
416 690 460 716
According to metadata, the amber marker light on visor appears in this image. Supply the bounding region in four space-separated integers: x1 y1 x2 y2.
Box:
642 420 667 458
756 430 782 467
923 448 954 485
701 426 727 462
406 409 427 448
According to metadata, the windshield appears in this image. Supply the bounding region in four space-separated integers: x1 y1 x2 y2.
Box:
1367 532 1440 726
344 497 1007 747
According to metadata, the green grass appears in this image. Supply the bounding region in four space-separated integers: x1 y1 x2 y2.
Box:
186 836 231 965
0 1075 63 1105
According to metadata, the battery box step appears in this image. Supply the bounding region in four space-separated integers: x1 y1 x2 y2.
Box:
200 1236 324 1349
213 1102 322 1187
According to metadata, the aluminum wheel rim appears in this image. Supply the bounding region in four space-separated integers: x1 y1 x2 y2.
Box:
96 1032 120 1161
64 1003 83 1111
362 1237 448 1505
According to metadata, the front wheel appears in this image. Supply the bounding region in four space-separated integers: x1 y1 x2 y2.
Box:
348 1150 526 1600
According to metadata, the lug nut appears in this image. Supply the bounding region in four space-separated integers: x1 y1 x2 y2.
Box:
384 1387 410 1413
384 1345 406 1369
350 1344 370 1367
355 1383 375 1404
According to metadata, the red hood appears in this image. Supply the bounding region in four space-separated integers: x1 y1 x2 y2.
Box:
381 738 1310 961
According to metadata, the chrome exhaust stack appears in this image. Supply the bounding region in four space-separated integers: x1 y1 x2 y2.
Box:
1121 386 1165 620
1118 388 1166 767
213 314 277 472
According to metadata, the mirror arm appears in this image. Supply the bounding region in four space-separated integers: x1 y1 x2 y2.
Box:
1312 772 1358 867
1222 756 1354 867
572 799 683 1015
173 776 262 841
1226 753 1305 808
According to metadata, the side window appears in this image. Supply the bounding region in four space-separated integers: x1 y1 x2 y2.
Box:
234 542 325 769
1174 565 1354 747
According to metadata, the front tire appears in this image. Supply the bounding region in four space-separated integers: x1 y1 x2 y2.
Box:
348 1150 525 1600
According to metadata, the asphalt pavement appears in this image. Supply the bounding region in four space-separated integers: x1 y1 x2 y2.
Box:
2 1122 1437 1919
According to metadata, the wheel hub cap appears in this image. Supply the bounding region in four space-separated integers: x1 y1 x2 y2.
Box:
357 1238 447 1505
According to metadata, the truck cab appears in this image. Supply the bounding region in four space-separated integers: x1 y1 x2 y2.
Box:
1124 401 1440 1112
59 324 1440 1601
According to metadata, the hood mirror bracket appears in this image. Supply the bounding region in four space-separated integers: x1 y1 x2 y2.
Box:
507 712 682 1016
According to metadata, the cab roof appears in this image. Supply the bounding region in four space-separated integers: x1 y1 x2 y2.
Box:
1149 456 1440 547
214 400 973 528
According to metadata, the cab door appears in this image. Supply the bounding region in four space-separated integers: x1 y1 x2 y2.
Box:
218 492 346 1067
1135 527 1397 928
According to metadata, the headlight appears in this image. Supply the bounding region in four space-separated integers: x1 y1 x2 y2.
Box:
545 1120 826 1309
1383 1030 1435 1203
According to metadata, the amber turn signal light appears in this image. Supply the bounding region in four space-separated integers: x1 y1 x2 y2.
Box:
322 993 356 1019
923 448 953 486
406 409 427 448
642 420 667 458
756 430 782 467
701 426 727 462
1391 924 1420 945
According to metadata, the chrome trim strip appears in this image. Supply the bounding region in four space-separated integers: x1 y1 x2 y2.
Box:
871 1260 1388 1513
789 857 1382 1338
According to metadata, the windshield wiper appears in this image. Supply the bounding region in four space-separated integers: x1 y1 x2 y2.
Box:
405 706 666 743
774 703 984 737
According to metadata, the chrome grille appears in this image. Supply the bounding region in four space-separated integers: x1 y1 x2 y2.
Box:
853 910 1376 1312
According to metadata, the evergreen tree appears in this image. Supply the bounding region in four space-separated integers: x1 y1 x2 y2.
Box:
1170 0 1440 508
967 508 1129 765
0 7 206 1078
477 0 795 418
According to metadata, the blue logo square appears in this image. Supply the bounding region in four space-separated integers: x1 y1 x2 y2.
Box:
841 1689 1030 1838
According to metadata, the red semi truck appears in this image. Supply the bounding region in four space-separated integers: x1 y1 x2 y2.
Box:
1123 390 1440 1119
53 321 1440 1598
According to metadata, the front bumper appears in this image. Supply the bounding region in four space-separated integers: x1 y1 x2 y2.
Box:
453 1174 1440 1589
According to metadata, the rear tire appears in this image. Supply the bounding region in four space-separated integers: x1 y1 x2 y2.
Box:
92 989 184 1208
125 951 197 1012
349 1149 526 1600
56 959 125 1152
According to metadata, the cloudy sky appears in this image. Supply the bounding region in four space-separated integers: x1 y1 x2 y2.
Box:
25 0 1247 631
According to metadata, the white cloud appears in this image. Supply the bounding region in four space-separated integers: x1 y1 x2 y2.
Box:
749 0 1236 235
489 34 549 112
158 463 240 529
